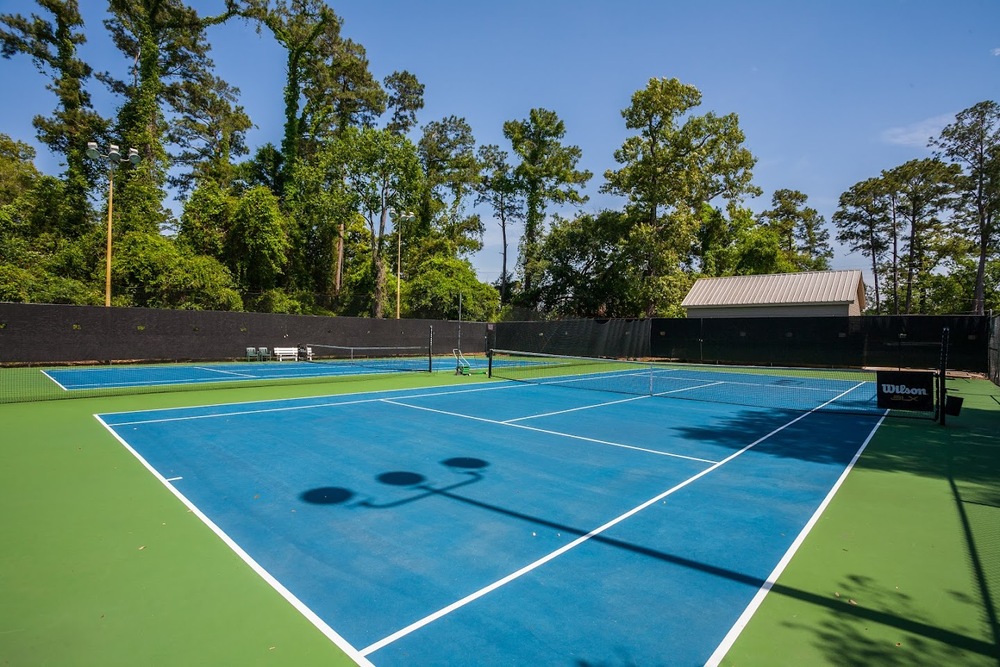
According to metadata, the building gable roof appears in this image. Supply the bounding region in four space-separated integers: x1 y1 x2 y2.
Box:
682 270 866 309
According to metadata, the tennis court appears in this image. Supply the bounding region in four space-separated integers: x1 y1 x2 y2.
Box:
97 368 885 665
44 360 422 391
43 352 486 391
4 308 998 665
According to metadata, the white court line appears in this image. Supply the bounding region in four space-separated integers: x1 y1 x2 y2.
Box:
505 380 727 423
51 375 261 390
653 380 726 396
165 476 183 482
380 398 718 464
94 415 375 667
673 377 853 394
194 366 258 378
530 369 649 387
361 381 869 657
704 410 887 666
40 370 69 392
105 382 523 426
504 394 650 422
109 396 385 426
532 369 854 402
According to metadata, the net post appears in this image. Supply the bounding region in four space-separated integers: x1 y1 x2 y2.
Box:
939 326 949 426
487 349 493 378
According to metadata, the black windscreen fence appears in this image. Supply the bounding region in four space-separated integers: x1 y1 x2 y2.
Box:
0 303 488 403
494 315 987 373
650 316 989 373
0 303 487 364
1 303 992 403
492 319 650 359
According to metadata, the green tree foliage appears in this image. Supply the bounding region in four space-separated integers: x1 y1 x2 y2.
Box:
243 0 339 192
384 70 424 137
4 3 992 320
0 135 41 205
224 185 290 298
476 143 523 305
114 230 241 309
0 134 101 304
924 256 1000 315
833 177 892 313
245 0 386 190
238 142 283 193
604 78 759 220
535 210 640 317
418 116 483 257
930 100 1000 315
882 158 960 314
697 204 792 277
177 180 234 258
102 0 238 235
602 77 759 316
334 126 423 317
759 189 833 271
320 36 384 138
282 153 358 310
169 72 251 194
405 254 499 321
504 108 591 304
0 0 108 238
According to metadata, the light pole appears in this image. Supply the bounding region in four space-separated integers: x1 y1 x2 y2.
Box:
391 210 414 319
86 142 140 307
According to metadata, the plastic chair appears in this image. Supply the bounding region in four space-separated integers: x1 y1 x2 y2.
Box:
257 346 272 361
246 347 258 361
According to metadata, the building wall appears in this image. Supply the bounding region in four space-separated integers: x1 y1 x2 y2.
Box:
685 304 853 318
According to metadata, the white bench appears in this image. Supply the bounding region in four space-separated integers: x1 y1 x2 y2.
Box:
273 346 299 361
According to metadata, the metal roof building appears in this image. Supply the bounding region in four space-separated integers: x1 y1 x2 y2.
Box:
682 270 867 318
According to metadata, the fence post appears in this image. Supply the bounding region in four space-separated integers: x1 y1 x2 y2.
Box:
939 327 949 426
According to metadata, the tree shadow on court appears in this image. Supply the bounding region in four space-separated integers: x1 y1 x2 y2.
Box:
672 380 1000 493
778 572 995 666
300 449 1000 665
574 653 654 667
670 406 884 465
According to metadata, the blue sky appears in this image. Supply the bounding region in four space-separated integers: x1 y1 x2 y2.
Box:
1 0 998 284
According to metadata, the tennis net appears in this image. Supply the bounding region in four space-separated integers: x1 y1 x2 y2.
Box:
305 343 432 373
487 349 937 419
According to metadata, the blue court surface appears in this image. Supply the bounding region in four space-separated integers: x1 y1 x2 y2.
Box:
97 378 884 666
44 356 466 390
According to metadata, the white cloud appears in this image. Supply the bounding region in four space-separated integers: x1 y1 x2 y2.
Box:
992 47 1000 56
880 113 954 148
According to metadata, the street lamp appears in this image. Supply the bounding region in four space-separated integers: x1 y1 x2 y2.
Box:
86 142 140 307
391 210 414 319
